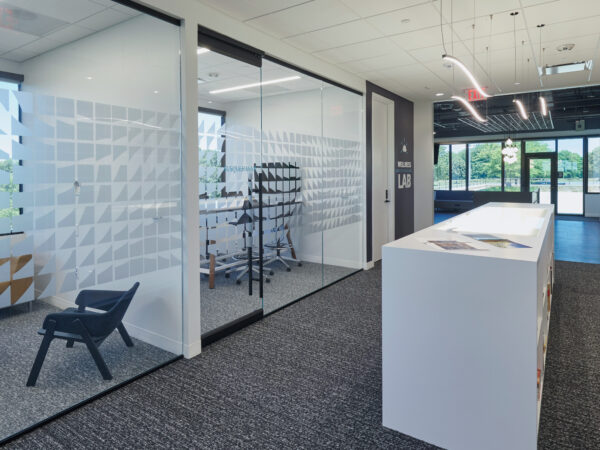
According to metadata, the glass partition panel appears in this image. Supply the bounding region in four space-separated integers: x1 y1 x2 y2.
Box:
503 141 522 191
434 144 449 190
468 142 502 191
197 47 263 335
525 140 555 153
589 137 600 193
557 138 583 214
0 3 182 442
451 144 466 190
321 83 363 286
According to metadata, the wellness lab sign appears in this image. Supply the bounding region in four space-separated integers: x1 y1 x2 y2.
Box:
397 161 412 189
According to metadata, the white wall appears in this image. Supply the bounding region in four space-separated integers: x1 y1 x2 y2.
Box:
413 101 434 231
18 15 184 354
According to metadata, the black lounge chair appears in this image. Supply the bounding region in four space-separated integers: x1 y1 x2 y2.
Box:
26 282 140 387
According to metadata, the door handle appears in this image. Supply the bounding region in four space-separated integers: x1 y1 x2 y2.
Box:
384 189 390 203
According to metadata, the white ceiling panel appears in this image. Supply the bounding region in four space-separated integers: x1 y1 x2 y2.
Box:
534 16 600 43
313 37 399 64
340 0 428 18
10 0 106 23
366 2 441 36
284 20 383 52
523 1 600 26
247 0 358 39
451 11 528 42
339 50 416 73
0 27 37 54
42 25 96 46
0 47 37 62
76 8 132 31
389 25 454 51
199 0 311 22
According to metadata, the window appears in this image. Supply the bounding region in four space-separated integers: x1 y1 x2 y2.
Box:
589 137 600 193
525 139 555 153
468 142 502 191
503 141 521 192
451 144 466 190
0 80 21 232
557 138 583 214
434 144 449 190
198 108 226 198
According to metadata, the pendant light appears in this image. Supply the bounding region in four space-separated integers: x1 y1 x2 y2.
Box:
502 138 519 164
510 11 528 120
537 24 548 115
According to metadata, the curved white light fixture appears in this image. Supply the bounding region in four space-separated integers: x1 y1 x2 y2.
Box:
451 95 487 122
513 99 528 120
443 54 491 98
539 96 548 116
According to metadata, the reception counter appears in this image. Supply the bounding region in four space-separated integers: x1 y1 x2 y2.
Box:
382 202 554 450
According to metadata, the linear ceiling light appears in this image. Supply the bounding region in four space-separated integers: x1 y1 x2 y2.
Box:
209 76 300 94
514 99 528 120
197 47 210 55
542 60 592 75
443 54 491 98
451 95 487 122
539 96 548 116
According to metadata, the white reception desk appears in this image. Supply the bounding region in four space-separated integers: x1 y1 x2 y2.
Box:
382 203 554 450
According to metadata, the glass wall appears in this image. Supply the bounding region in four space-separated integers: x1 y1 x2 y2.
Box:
0 2 182 442
451 144 467 190
589 137 600 193
526 140 555 153
468 142 502 191
197 50 364 335
557 138 583 214
434 145 449 190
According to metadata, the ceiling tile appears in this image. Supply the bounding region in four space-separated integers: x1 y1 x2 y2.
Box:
247 0 359 39
75 8 132 31
200 0 310 21
339 49 416 72
340 0 427 18
523 0 600 27
9 0 107 23
366 2 441 36
284 20 383 52
0 46 37 62
0 27 37 54
111 4 142 17
43 24 95 45
390 25 453 51
451 11 527 42
313 37 399 64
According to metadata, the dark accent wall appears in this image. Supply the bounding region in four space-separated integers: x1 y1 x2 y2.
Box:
366 81 414 263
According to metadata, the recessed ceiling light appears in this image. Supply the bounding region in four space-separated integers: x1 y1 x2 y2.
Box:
435 92 444 96
208 101 213 104
197 48 210 55
542 60 592 75
514 81 521 85
153 90 159 94
86 76 93 80
209 76 301 94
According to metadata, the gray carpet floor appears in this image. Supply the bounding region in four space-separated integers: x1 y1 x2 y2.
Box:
0 301 177 442
201 260 356 333
5 260 600 449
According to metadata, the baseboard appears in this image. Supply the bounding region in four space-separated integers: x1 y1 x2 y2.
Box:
183 340 202 358
201 309 263 348
364 261 375 270
297 253 363 269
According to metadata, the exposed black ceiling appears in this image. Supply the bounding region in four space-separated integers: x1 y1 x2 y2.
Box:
434 85 600 139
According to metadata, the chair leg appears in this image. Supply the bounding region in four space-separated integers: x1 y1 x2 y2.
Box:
117 322 134 347
26 320 56 387
75 319 112 381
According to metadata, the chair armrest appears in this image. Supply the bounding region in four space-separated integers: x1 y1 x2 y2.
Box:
75 289 126 311
42 310 101 334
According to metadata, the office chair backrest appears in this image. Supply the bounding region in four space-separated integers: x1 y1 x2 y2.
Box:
87 282 140 338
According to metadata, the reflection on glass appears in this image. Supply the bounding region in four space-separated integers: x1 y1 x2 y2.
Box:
451 144 466 190
529 158 552 205
557 138 583 214
525 140 555 153
589 137 600 193
504 142 521 192
468 142 501 191
434 145 449 190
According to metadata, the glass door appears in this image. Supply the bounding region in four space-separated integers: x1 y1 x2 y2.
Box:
557 138 583 215
526 154 557 209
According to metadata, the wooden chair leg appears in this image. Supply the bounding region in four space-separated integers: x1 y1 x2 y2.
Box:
209 253 216 289
285 224 297 260
117 322 134 347
75 319 112 381
27 320 56 387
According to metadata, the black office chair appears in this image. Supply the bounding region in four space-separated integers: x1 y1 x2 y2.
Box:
26 282 140 387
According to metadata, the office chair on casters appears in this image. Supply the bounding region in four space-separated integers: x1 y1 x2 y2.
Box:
226 198 270 284
26 282 140 387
